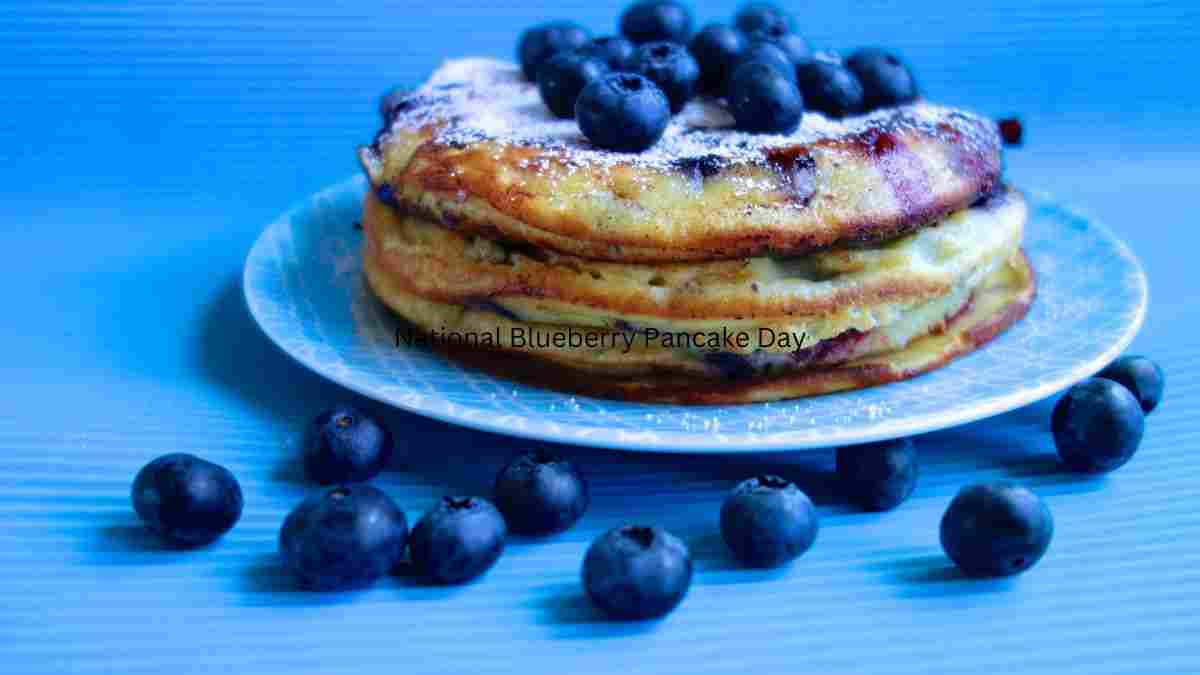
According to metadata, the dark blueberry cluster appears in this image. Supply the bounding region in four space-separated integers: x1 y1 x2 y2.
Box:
128 350 1165 606
517 2 923 151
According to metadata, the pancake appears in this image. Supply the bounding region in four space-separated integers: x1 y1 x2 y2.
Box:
363 186 1025 351
363 247 1034 403
360 58 1001 263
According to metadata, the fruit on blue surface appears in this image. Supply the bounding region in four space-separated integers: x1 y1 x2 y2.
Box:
279 485 409 591
631 41 700 113
302 405 393 485
517 21 591 80
538 51 610 118
620 0 693 45
577 73 671 152
797 61 865 118
728 61 804 133
689 24 745 93
131 453 243 546
494 450 589 536
1096 355 1165 413
409 496 507 584
583 525 692 619
580 36 638 71
940 483 1053 577
743 29 811 69
720 475 818 568
730 41 797 87
1052 378 1146 473
733 3 792 36
836 438 918 511
845 48 919 110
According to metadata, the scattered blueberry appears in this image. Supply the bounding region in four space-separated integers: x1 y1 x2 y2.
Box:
797 61 865 118
728 61 804 134
494 450 589 536
720 475 818 568
743 29 811 69
730 40 798 88
577 73 671 152
379 88 407 122
1052 378 1146 473
940 483 1053 577
998 117 1024 147
579 36 638 71
1096 355 1165 414
620 0 693 45
835 438 918 511
845 48 919 110
689 24 745 93
409 497 507 584
733 2 792 36
631 41 700 113
131 453 243 546
538 51 610 118
302 405 393 485
279 485 409 591
582 525 692 619
517 21 592 81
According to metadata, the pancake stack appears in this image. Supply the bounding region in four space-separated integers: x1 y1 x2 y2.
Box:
358 59 1034 403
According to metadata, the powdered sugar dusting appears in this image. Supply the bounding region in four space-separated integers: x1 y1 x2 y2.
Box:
380 58 993 170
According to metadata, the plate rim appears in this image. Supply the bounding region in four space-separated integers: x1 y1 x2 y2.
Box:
243 174 1148 453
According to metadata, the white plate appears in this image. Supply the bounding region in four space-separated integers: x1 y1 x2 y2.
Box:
244 175 1146 452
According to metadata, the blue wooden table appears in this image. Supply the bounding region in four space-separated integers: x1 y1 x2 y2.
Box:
2 2 1197 673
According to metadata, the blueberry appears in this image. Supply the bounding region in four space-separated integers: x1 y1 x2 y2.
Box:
582 525 692 620
835 438 918 511
302 405 393 485
720 475 818 568
576 73 671 152
1096 355 1165 413
494 450 589 536
409 496 507 584
620 0 693 45
689 24 745 93
728 61 804 134
797 61 864 118
940 483 1053 577
734 3 792 36
743 29 811 69
279 485 409 591
1052 378 1146 473
517 21 591 81
537 52 609 118
845 48 919 110
131 453 243 546
579 36 638 71
730 41 798 88
631 41 700 113
379 88 407 122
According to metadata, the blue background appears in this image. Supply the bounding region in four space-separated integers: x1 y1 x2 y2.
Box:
2 2 1198 673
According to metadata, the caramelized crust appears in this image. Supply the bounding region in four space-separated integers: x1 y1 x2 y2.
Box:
362 59 1002 263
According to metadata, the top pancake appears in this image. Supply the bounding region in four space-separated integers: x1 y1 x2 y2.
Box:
361 58 1003 263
